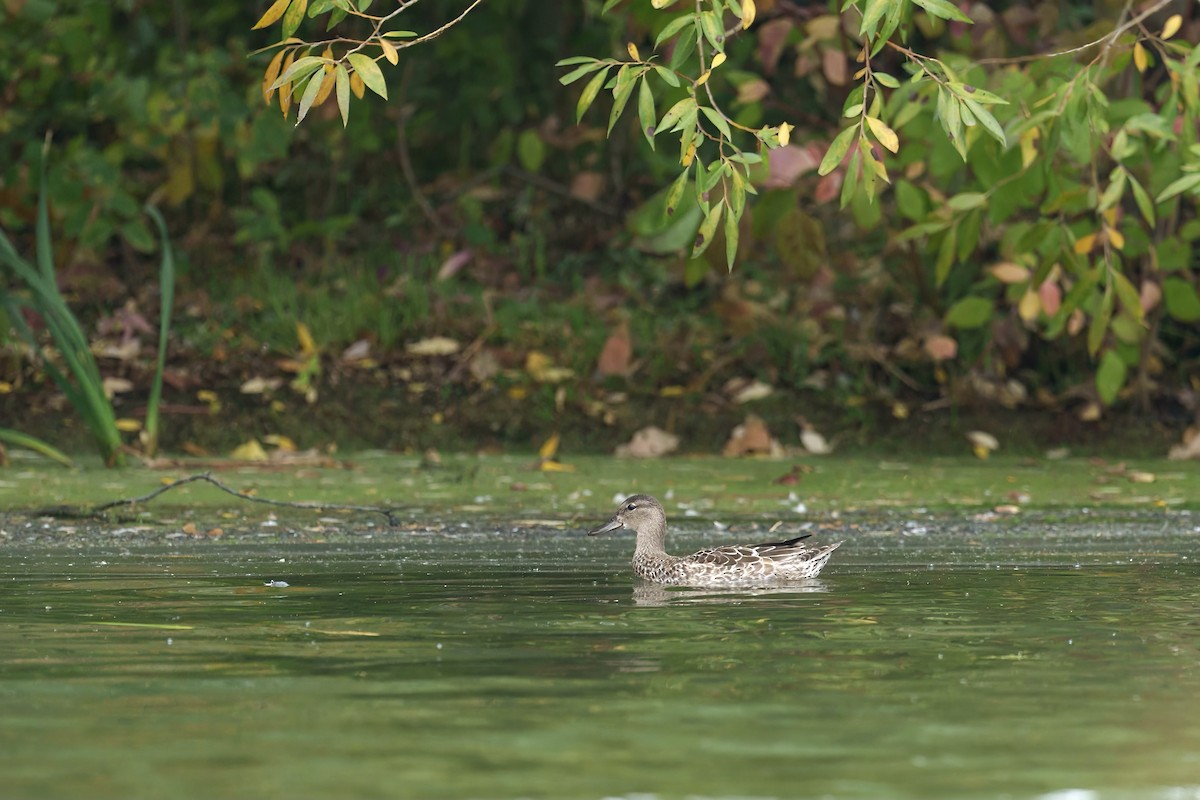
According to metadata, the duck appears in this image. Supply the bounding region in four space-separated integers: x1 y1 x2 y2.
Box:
588 494 842 586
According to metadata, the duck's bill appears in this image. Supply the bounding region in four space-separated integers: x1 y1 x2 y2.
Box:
587 518 624 536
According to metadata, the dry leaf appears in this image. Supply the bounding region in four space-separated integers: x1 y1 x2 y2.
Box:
406 336 461 356
723 414 782 457
436 250 472 281
526 351 574 384
595 322 632 378
726 378 774 404
924 334 957 361
615 426 680 458
102 376 134 398
799 425 833 455
230 439 269 461
240 376 283 394
1168 428 1200 460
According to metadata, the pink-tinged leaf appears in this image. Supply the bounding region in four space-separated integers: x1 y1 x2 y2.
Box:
1140 280 1162 313
437 250 473 281
1038 280 1061 316
989 262 1029 284
821 48 848 86
756 18 793 75
924 334 958 361
595 322 632 378
763 144 823 189
814 171 842 204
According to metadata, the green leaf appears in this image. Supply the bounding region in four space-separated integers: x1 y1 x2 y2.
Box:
658 97 696 133
282 0 308 39
874 71 901 89
944 296 992 329
517 129 546 172
637 77 656 147
935 224 957 286
1095 349 1127 405
840 150 860 209
699 10 724 52
1088 287 1113 356
947 192 987 211
271 56 327 91
556 56 600 66
335 63 350 126
1163 277 1200 322
724 202 740 271
1111 269 1143 324
381 30 417 38
1098 167 1127 213
947 82 1008 105
664 169 690 217
1156 172 1200 203
576 67 610 123
652 65 681 87
818 126 856 176
654 14 694 49
699 106 732 140
962 98 1005 146
559 61 607 86
1128 174 1155 226
911 0 973 23
692 201 724 258
295 70 325 123
859 0 892 36
608 66 638 135
346 53 387 99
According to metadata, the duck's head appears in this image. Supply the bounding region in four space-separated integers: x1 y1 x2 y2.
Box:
588 494 664 536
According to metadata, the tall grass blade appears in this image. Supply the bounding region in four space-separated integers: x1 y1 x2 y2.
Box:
0 428 74 467
142 206 175 457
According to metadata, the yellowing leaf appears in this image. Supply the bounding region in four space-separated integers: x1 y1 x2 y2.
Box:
990 262 1030 283
627 42 640 61
1108 226 1125 250
538 433 561 459
231 439 269 461
252 0 292 30
380 38 399 65
741 0 756 28
696 69 711 86
540 460 577 473
1133 42 1148 74
278 50 296 117
1019 127 1039 168
350 71 365 99
865 116 899 153
115 418 142 432
1018 289 1041 322
263 434 297 451
296 322 317 356
1074 233 1097 254
778 121 793 147
262 49 286 104
1162 14 1182 40
711 52 727 69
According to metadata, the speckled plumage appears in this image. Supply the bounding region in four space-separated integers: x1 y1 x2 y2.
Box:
588 494 842 586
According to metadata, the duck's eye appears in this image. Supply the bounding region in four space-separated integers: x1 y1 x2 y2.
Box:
626 503 637 511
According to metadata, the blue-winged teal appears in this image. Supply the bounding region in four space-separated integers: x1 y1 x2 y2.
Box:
588 494 842 586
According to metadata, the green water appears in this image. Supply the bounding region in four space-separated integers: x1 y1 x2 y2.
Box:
2 522 1198 800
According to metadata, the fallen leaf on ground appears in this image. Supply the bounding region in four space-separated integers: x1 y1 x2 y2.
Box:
966 430 999 459
1168 428 1200 460
615 426 680 458
595 322 632 378
231 439 269 461
725 378 774 404
406 336 461 356
799 424 833 455
723 415 783 457
240 376 283 394
526 351 574 383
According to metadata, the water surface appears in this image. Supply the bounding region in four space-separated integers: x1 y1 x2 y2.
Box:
1 519 1198 799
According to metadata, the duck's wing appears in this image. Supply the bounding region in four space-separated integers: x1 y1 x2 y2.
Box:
688 536 807 565
689 534 836 566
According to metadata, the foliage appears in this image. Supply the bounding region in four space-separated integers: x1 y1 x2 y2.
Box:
0 149 124 466
0 427 73 467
